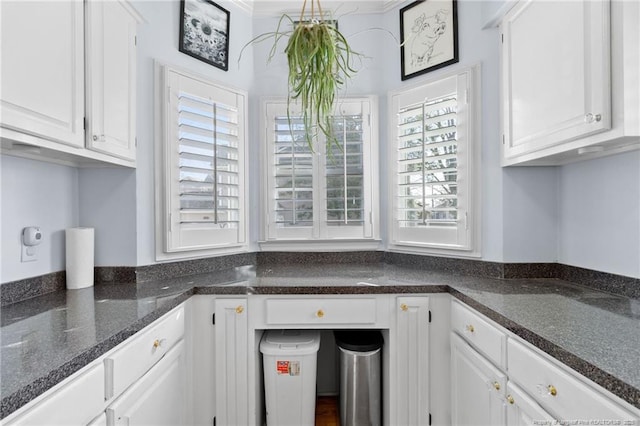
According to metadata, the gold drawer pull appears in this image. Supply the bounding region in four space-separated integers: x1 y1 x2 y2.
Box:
506 395 514 405
153 339 161 349
492 381 500 391
235 305 244 314
400 303 408 312
316 309 325 318
548 385 557 396
466 324 475 333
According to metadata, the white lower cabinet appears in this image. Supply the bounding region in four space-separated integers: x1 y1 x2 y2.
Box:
505 382 554 425
452 300 640 425
451 333 506 425
106 340 187 426
215 298 248 426
508 338 639 423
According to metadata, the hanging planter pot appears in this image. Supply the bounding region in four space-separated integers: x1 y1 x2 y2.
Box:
241 0 360 151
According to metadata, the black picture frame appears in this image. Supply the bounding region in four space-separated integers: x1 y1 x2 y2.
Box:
179 0 230 71
400 0 459 80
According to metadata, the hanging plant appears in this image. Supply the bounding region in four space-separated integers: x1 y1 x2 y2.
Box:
240 0 360 151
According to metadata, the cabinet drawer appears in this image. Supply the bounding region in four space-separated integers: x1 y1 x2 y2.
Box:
508 338 638 421
4 362 104 426
265 298 377 325
451 301 506 368
105 305 185 399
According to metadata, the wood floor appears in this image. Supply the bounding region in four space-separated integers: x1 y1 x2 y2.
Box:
316 396 340 426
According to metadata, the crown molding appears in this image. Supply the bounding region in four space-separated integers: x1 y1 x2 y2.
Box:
248 0 404 17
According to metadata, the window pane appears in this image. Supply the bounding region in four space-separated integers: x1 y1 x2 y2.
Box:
397 95 459 228
325 115 365 227
177 93 240 225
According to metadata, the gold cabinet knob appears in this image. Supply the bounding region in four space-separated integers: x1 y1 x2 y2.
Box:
548 385 557 396
466 324 475 333
493 381 501 391
316 309 325 318
506 395 515 405
153 339 161 349
400 303 408 312
235 305 244 314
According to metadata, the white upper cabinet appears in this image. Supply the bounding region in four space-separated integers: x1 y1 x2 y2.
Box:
0 0 141 168
0 0 85 148
501 0 640 165
85 0 141 161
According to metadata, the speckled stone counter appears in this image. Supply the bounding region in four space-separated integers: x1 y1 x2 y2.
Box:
2 263 639 419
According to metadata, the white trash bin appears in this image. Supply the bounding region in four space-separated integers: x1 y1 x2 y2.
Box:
260 330 321 426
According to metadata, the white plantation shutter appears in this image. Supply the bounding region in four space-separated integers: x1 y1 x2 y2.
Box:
163 68 246 252
263 98 377 242
391 68 478 251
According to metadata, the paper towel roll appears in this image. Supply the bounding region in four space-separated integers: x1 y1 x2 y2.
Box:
65 227 95 290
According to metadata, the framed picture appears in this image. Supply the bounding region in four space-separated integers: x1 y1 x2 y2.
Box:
400 0 459 80
179 0 230 71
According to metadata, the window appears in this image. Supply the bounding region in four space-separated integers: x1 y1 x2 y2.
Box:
156 65 247 257
261 98 380 248
389 66 480 254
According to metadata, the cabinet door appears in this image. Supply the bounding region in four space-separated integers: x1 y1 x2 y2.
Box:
501 0 610 159
106 340 187 426
506 382 555 426
0 0 84 147
215 298 248 425
393 296 429 426
451 333 506 426
85 0 138 160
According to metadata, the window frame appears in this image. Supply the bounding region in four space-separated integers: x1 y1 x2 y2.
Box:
154 63 249 261
259 96 381 251
388 65 481 257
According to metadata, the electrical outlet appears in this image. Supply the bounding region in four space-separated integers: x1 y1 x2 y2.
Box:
21 245 37 262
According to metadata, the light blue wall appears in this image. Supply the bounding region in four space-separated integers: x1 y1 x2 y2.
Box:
559 151 640 278
132 0 255 265
0 156 79 282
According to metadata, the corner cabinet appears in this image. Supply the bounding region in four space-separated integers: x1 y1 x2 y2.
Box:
501 0 640 165
85 0 141 161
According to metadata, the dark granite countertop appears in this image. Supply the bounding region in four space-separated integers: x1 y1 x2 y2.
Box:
1 263 639 418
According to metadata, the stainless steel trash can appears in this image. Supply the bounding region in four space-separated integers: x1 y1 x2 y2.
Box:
334 330 383 426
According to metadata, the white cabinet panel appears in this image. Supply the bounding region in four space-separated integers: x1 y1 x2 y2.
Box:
393 296 429 426
105 304 185 399
451 300 507 369
505 382 554 426
501 0 640 165
0 0 84 147
502 0 610 158
85 0 139 160
508 338 639 422
451 333 507 426
106 340 187 426
265 297 377 325
215 298 248 425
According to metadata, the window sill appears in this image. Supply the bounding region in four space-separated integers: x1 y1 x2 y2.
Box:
387 243 481 259
259 239 382 252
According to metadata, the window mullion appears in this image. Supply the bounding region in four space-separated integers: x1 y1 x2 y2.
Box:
342 117 348 225
213 103 218 224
